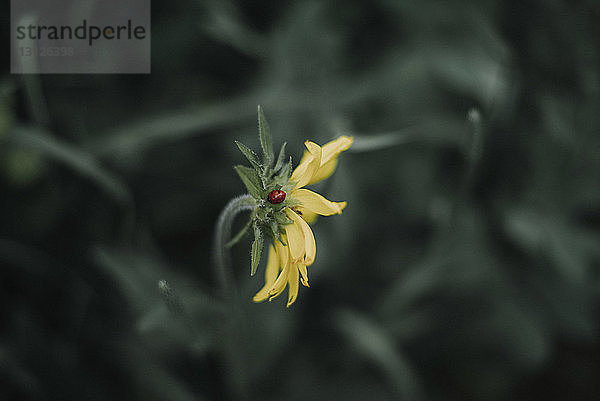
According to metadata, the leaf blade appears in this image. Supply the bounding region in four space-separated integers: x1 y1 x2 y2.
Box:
234 165 263 199
235 140 262 173
251 222 264 276
257 105 273 167
274 156 293 186
270 219 282 243
273 142 287 173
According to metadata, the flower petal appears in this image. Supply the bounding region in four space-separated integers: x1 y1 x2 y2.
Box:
287 208 316 266
298 264 309 287
291 188 347 216
309 136 353 185
284 208 305 263
290 154 312 184
321 136 353 166
293 207 318 224
286 263 299 307
291 141 322 189
268 241 290 300
253 245 279 302
308 158 338 185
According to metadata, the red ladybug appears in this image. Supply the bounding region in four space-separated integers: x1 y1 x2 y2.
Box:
267 189 286 204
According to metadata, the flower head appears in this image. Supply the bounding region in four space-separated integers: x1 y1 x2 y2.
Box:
229 106 352 307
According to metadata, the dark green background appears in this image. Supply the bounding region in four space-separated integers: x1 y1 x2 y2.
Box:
1 1 600 400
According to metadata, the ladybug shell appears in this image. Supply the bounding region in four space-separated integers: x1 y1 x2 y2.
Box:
267 189 286 204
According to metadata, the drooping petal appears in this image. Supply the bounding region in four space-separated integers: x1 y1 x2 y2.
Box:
284 208 305 263
286 263 300 307
268 241 290 300
308 158 338 185
298 264 309 287
291 136 353 186
295 149 312 172
291 141 322 189
287 208 316 266
291 188 347 216
290 154 312 184
308 136 353 185
253 245 280 302
294 207 318 224
276 238 289 267
321 136 353 166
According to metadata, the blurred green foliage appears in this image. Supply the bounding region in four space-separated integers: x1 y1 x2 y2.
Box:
1 0 600 400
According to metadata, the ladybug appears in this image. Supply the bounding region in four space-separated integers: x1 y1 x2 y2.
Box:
267 189 286 204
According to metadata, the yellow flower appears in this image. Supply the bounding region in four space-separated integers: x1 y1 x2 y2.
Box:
253 136 353 307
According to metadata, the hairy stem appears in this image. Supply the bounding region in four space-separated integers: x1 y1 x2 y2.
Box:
213 194 256 400
213 194 256 299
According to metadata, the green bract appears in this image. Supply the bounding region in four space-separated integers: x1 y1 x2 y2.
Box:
229 106 297 276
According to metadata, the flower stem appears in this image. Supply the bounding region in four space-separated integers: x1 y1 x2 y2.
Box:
213 194 256 399
213 194 255 299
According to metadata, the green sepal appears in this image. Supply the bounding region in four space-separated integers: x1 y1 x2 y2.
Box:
283 196 301 208
280 179 296 194
234 165 263 199
226 218 252 248
273 156 293 186
251 222 264 276
270 219 282 243
257 105 273 168
235 140 262 173
275 210 293 226
273 142 287 173
255 205 270 221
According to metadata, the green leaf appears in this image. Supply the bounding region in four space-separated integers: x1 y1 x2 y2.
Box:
273 142 287 173
281 156 292 178
257 105 273 168
235 140 262 172
251 222 264 276
234 165 263 199
274 156 293 186
270 219 282 243
225 218 252 248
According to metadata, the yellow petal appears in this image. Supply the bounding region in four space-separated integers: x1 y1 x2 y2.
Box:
284 208 305 263
308 158 338 185
286 262 300 307
290 154 312 184
296 149 312 171
294 207 319 224
291 141 322 189
309 136 353 185
287 208 316 266
291 188 347 216
253 245 280 302
321 136 353 166
298 264 309 287
276 238 289 268
268 241 290 300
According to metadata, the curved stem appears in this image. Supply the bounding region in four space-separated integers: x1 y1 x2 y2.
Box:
213 194 256 399
213 194 256 299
